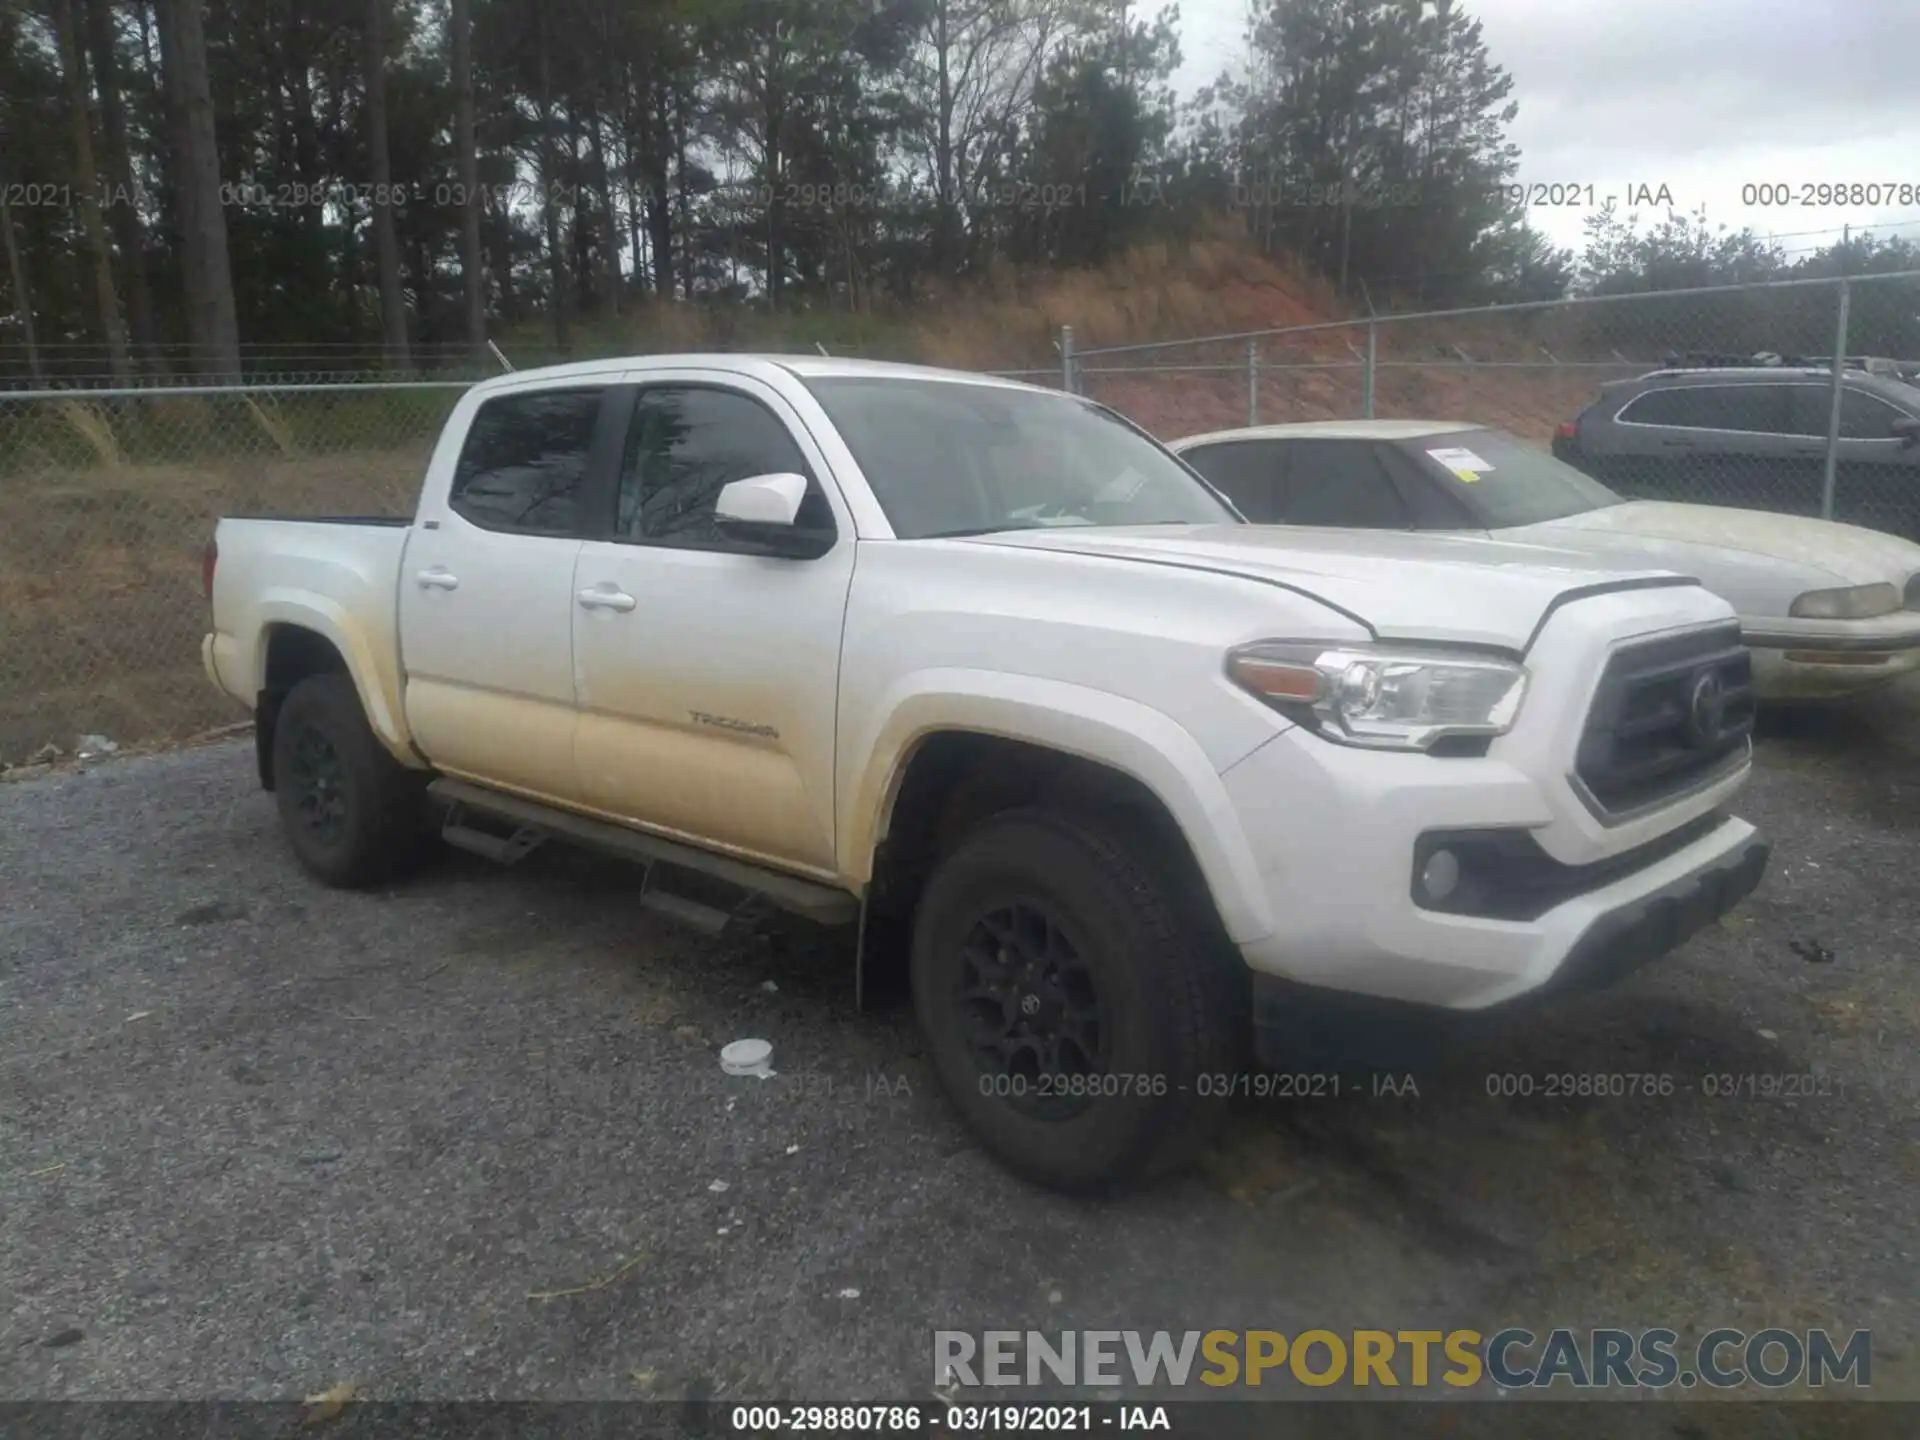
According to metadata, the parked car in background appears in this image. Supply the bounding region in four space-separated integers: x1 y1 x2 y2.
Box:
1172 420 1920 701
1550 360 1920 541
201 358 1772 1192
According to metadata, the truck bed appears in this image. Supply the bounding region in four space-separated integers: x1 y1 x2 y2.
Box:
222 515 413 527
206 516 414 738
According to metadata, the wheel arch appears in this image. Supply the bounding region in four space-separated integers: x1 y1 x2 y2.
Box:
252 602 417 788
847 678 1276 946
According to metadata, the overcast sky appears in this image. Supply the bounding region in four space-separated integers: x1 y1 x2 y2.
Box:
1174 0 1920 261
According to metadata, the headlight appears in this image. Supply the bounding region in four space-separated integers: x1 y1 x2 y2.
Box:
1788 583 1900 620
1227 642 1528 751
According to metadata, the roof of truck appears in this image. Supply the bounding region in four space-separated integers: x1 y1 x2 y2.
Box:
466 353 1049 393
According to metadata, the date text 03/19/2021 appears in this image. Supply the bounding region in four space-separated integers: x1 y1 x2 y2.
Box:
726 1405 1171 1434
972 1071 1418 1102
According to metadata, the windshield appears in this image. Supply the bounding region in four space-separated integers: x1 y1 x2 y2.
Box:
802 376 1239 538
1880 376 1920 411
1391 428 1624 528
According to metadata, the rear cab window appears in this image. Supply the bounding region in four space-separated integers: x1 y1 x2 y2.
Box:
449 387 609 535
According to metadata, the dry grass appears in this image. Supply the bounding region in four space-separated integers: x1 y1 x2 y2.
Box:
911 230 1345 368
0 444 427 762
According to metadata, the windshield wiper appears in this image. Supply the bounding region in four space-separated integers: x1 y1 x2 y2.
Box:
917 523 1039 539
921 518 1205 539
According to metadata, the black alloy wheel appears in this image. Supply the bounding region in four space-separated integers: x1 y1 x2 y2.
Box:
956 899 1110 1121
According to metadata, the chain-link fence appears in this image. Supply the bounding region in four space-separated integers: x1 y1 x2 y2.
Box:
5 271 1919 765
1068 270 1920 536
0 341 520 391
0 382 466 764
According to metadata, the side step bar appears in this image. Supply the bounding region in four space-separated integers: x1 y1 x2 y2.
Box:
442 805 546 865
638 869 734 935
427 777 860 927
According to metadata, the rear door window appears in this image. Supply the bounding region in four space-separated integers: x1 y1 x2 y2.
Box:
1275 440 1411 528
1618 384 1792 435
1615 388 1693 427
1178 441 1284 521
450 387 607 535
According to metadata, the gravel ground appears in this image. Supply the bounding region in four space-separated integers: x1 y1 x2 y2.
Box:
3 694 1917 1418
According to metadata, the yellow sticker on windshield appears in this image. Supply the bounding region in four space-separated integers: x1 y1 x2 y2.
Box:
1428 446 1493 484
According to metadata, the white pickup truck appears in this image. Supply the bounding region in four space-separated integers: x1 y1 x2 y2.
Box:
203 355 1772 1192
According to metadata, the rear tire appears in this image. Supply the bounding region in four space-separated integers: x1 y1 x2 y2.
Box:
910 806 1245 1193
271 673 430 888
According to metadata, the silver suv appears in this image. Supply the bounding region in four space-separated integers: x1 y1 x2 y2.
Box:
1552 363 1920 540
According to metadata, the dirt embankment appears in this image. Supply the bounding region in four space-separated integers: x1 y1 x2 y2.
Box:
898 234 1636 443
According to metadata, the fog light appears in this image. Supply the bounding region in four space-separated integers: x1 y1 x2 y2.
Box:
1420 848 1461 902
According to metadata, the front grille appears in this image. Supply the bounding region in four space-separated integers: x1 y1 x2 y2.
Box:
1574 624 1754 823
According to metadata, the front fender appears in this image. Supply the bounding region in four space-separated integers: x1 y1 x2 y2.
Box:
251 589 418 765
842 668 1278 945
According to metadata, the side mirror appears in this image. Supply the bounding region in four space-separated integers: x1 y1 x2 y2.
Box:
1891 417 1920 450
713 472 828 556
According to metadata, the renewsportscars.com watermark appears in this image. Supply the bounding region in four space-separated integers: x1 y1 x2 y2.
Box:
934 1328 1873 1391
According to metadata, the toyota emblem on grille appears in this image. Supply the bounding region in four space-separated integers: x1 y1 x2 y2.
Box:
1686 669 1727 747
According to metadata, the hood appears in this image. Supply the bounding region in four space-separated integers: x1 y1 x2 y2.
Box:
963 524 1696 650
1520 502 1920 589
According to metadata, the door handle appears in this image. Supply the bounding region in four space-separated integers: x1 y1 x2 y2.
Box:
577 585 637 613
416 568 460 590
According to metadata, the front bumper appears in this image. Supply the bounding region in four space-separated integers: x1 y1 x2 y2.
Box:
1231 789 1767 1012
1249 825 1771 1066
1219 590 1766 1012
1741 615 1920 700
1510 823 1769 1000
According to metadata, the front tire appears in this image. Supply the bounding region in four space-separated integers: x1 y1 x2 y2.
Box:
911 807 1245 1193
271 673 429 888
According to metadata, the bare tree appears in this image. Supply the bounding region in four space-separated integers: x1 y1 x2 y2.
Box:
155 0 241 379
450 0 486 362
0 175 43 383
83 0 159 364
363 0 410 368
535 9 570 349
905 0 1061 270
51 0 131 380
711 10 809 310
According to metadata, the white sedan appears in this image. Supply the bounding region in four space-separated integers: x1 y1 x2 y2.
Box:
1171 420 1920 701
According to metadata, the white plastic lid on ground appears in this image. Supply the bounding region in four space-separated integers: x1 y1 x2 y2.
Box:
719 1038 774 1077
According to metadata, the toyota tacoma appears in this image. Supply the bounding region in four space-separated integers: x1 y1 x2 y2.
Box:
201 356 1772 1192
